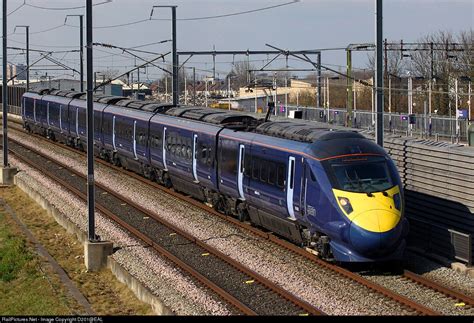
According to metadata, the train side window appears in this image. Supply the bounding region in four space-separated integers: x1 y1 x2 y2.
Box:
200 145 207 162
244 154 251 177
268 162 276 185
252 157 259 180
277 164 286 188
205 147 211 166
260 160 268 183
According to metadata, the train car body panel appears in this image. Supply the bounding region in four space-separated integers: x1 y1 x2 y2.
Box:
22 92 43 131
21 90 410 263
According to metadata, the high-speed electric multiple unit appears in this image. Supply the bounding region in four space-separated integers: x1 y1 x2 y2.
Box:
21 89 409 262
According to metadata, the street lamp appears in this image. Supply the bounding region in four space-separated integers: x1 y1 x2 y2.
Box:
65 15 84 92
150 5 178 106
14 25 29 91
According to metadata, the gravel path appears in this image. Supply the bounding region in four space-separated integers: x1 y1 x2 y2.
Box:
9 129 473 315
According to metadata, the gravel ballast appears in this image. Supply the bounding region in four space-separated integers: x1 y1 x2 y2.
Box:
8 129 474 315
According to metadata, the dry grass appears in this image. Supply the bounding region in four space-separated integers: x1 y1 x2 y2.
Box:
0 186 154 315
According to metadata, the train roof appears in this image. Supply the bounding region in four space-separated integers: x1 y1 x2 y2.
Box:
165 106 257 128
115 99 175 113
255 121 365 143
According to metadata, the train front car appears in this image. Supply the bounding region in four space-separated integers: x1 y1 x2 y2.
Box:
305 131 409 262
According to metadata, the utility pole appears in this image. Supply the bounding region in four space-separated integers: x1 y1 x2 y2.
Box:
227 74 231 110
184 72 187 105
408 76 413 134
15 25 29 91
2 0 8 168
317 52 322 109
65 15 84 91
346 48 352 127
150 5 178 105
455 78 459 140
171 6 178 106
254 77 257 113
86 0 96 243
205 78 208 107
285 55 288 118
375 0 384 147
469 80 472 122
193 67 196 106
353 79 357 127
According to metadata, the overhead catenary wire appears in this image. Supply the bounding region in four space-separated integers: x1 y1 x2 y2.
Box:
24 0 112 11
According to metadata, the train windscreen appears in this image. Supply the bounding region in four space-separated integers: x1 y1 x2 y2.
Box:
325 156 395 193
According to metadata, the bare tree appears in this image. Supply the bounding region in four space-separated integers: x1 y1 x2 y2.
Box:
409 30 473 115
228 61 255 89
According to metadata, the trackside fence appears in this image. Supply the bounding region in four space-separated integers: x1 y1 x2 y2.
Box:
384 136 473 265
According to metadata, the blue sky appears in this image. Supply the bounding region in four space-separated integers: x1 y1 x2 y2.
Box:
5 0 473 80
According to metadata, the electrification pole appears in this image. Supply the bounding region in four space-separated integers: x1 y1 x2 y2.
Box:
65 15 84 92
86 0 96 242
2 0 8 168
317 52 322 109
375 0 384 147
171 6 178 106
15 25 29 91
151 5 178 105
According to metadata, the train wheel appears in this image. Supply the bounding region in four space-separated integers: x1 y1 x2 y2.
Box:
236 203 249 222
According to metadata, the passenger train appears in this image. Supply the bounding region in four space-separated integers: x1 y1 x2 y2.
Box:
21 89 409 262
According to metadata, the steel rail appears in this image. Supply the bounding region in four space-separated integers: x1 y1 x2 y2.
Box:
5 120 455 315
7 137 324 316
403 270 474 307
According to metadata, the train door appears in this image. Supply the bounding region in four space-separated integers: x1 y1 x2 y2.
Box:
217 137 239 198
162 127 168 171
287 155 304 221
46 102 50 128
112 115 117 151
286 156 296 220
59 105 63 134
192 133 199 183
133 121 138 160
195 133 215 188
134 121 148 161
237 144 245 200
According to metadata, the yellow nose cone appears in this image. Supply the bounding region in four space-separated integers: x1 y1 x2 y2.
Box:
333 186 402 233
351 209 400 233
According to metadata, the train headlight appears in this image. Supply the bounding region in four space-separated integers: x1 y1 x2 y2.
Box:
393 193 401 211
338 197 353 214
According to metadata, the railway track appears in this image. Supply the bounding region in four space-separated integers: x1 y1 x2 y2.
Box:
5 118 473 315
6 137 324 316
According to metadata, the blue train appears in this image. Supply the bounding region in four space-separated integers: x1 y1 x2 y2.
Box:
21 89 409 262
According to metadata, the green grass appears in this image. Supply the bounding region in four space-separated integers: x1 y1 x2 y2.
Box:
0 212 72 315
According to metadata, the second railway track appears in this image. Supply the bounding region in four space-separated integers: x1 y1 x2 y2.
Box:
6 137 324 316
5 118 474 315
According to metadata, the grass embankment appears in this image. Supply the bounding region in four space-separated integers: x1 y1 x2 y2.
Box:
0 201 73 315
0 186 153 315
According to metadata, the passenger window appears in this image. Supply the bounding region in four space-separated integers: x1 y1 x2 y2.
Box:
277 164 286 188
260 160 268 183
268 162 276 185
244 154 251 177
252 158 259 179
207 148 212 167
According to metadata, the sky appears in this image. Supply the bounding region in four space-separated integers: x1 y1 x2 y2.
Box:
4 0 473 81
